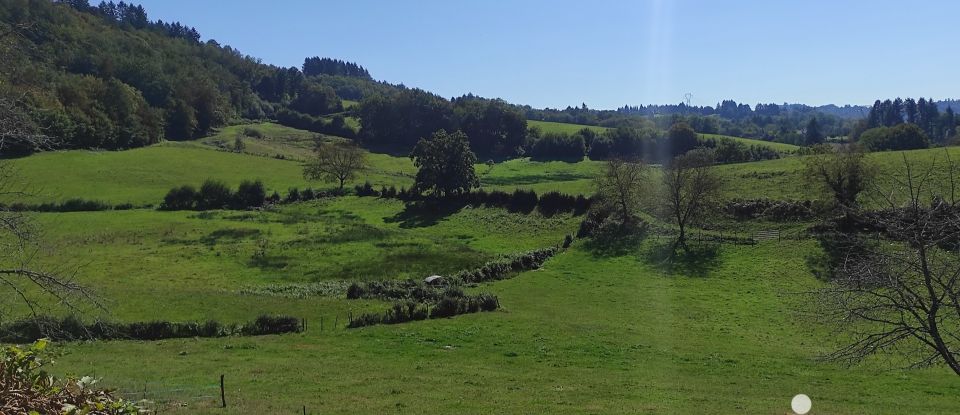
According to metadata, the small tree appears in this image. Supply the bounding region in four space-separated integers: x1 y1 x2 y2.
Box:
234 180 266 209
804 145 874 223
196 179 233 210
805 117 825 146
161 185 198 210
303 142 367 191
233 134 246 153
410 129 479 197
666 122 699 157
817 153 960 375
595 157 648 224
661 148 723 249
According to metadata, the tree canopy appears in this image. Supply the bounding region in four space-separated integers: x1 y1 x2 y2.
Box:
409 130 479 197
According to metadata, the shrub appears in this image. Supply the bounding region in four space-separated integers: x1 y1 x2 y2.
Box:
161 185 198 210
349 294 498 328
0 315 301 343
1 340 142 414
301 187 316 201
285 187 301 203
240 315 302 336
509 189 538 213
197 179 233 210
538 191 577 215
234 180 266 209
268 190 282 203
563 234 574 248
355 181 377 196
242 127 264 138
528 132 586 160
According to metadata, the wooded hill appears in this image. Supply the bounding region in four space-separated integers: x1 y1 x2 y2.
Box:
2 1 958 159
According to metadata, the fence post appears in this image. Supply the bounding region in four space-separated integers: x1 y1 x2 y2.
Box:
303 405 307 415
220 374 226 408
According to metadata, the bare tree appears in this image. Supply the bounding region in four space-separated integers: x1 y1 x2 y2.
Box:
817 152 960 375
0 102 98 322
303 141 368 191
595 157 648 225
661 148 723 249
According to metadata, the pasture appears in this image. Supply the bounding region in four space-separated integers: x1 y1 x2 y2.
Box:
527 120 610 135
699 133 801 153
4 123 960 413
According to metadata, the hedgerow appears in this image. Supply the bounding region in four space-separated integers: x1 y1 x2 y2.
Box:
0 314 302 343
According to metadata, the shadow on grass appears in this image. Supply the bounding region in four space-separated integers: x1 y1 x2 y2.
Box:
481 172 587 186
641 240 722 278
384 200 465 228
248 254 290 270
581 225 648 257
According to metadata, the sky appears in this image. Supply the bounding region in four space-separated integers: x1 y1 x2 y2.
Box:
133 0 960 110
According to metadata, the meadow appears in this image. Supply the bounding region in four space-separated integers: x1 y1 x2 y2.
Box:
4 122 960 413
699 133 801 152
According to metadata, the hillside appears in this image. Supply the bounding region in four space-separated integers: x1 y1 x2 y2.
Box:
4 3 960 414
699 133 800 153
10 122 960 207
3 122 960 413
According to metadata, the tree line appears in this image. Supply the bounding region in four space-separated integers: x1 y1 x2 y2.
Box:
848 97 957 151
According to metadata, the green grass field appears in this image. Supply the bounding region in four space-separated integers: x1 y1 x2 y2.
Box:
4 124 960 414
700 133 800 153
527 120 609 135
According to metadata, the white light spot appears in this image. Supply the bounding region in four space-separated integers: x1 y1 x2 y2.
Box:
791 394 812 414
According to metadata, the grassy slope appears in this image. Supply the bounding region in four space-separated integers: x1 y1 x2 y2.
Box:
5 123 603 205
528 120 609 135
50 241 960 414
718 146 960 200
12 197 577 322
6 123 960 413
700 133 800 152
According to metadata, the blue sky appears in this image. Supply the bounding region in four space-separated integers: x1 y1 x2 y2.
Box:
134 0 960 109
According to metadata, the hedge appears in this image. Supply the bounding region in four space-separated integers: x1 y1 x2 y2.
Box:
0 314 302 343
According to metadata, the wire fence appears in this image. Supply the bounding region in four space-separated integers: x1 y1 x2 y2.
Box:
103 380 223 413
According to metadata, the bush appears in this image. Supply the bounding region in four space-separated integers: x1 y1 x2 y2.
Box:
197 179 233 210
240 315 302 336
509 189 538 213
268 190 281 203
725 198 818 221
538 191 577 215
355 181 377 196
859 124 930 151
285 187 301 203
528 132 586 160
1 340 142 414
161 185 198 210
234 179 266 209
0 315 301 343
348 294 498 328
242 127 264 138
